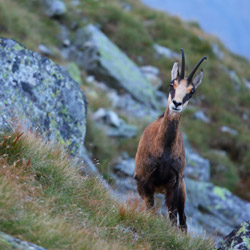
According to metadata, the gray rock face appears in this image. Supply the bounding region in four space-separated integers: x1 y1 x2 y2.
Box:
185 143 210 181
114 154 135 177
0 231 46 250
68 24 158 108
92 108 137 138
0 38 87 158
42 0 67 17
140 65 162 89
86 78 159 121
186 179 250 239
217 220 250 250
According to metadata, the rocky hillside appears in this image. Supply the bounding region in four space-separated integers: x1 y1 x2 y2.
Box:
0 0 250 249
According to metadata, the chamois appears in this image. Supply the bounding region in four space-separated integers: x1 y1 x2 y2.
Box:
134 49 207 232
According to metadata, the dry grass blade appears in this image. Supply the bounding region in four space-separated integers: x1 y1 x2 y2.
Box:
12 132 24 145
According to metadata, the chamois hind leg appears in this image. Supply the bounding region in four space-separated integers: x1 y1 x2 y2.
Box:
166 178 179 226
136 181 154 210
178 177 187 232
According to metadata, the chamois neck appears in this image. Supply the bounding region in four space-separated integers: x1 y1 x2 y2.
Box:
159 107 181 149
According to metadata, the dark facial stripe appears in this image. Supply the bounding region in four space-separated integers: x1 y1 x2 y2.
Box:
183 91 194 104
170 86 175 99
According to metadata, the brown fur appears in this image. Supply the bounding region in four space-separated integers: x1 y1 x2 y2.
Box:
134 107 187 231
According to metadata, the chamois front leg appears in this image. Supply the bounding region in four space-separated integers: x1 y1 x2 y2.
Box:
178 177 187 232
166 177 179 226
136 181 154 210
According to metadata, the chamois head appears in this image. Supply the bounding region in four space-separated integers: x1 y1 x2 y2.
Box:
168 49 207 113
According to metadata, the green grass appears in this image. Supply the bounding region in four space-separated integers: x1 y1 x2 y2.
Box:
0 0 59 51
0 129 214 250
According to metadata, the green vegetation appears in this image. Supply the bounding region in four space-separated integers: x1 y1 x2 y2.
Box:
0 0 59 51
0 0 250 198
0 129 214 249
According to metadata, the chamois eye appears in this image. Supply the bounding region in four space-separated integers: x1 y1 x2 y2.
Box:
191 88 195 94
169 81 174 87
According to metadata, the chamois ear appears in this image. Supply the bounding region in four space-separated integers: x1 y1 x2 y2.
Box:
193 69 204 89
171 62 179 81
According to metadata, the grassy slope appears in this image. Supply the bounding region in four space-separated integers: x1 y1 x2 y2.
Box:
0 0 249 196
0 129 214 250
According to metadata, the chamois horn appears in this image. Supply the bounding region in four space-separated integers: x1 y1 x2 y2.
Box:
187 56 207 82
180 48 185 79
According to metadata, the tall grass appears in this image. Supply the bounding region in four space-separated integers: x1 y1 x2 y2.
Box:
0 129 214 249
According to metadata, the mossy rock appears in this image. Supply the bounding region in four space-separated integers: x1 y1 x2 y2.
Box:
217 220 250 250
68 24 158 109
186 179 250 237
0 38 87 157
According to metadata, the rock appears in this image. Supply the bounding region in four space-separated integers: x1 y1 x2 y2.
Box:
38 44 53 56
121 2 132 11
140 65 160 75
68 24 158 108
153 44 179 59
193 110 210 123
92 108 122 127
141 65 162 89
92 108 138 138
186 179 250 238
58 24 71 47
155 90 168 108
243 78 250 89
0 38 87 160
224 69 242 91
185 148 210 182
217 220 250 250
242 113 248 120
229 70 242 91
183 134 210 181
211 43 224 60
113 155 135 177
42 0 67 17
87 78 159 121
221 126 238 136
0 231 46 250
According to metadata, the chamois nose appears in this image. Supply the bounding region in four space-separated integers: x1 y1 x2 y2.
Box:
173 100 182 107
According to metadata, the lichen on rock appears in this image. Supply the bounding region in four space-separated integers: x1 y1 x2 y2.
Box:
0 38 87 158
217 220 250 250
66 24 158 109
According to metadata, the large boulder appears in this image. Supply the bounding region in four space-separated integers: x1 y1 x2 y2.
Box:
217 221 250 250
66 24 158 108
0 38 87 158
